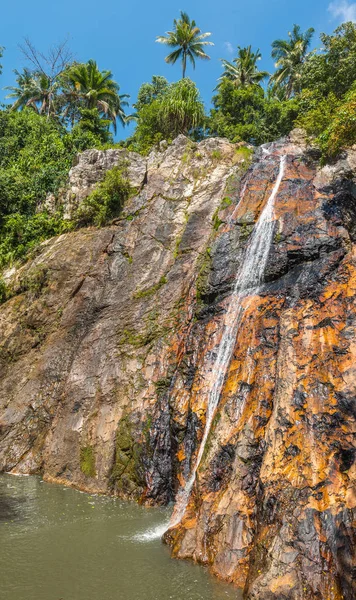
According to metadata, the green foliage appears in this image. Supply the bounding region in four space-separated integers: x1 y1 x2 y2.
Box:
211 149 222 160
0 110 69 218
296 23 356 159
5 68 60 119
234 146 254 164
318 88 356 160
300 23 356 99
296 90 339 138
5 58 129 138
209 80 298 145
160 78 205 135
0 212 71 270
133 76 168 111
156 11 213 78
218 46 268 89
221 196 233 208
211 22 356 156
126 78 205 154
60 59 130 133
80 445 96 478
270 24 315 98
75 165 132 227
0 109 102 269
71 108 113 145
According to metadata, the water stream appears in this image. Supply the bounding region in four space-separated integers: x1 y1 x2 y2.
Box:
169 154 287 529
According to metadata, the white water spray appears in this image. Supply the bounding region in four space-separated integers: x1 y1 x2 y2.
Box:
168 154 287 529
131 521 171 542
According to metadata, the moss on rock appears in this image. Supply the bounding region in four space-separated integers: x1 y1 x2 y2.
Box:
80 445 96 478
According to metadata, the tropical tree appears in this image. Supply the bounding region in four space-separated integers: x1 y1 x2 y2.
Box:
126 78 205 154
156 11 213 78
270 24 315 98
209 78 298 145
6 38 73 119
218 46 269 88
61 60 129 132
71 108 113 145
0 46 3 75
159 78 205 136
5 68 60 117
133 75 169 111
300 22 356 99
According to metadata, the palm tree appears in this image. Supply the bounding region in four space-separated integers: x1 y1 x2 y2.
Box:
156 11 214 78
270 25 315 98
61 60 129 132
218 46 269 88
5 68 59 117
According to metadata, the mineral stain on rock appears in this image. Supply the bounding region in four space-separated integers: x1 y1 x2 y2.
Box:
0 134 355 599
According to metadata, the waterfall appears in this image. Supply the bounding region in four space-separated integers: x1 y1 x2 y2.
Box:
168 154 287 529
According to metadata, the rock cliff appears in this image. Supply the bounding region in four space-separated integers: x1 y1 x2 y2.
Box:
0 135 355 599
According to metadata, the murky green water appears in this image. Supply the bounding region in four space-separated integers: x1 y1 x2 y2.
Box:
0 474 241 600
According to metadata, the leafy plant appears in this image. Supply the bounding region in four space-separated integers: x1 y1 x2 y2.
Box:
75 165 132 227
270 24 315 98
60 59 130 132
318 88 356 160
218 46 269 89
126 78 205 154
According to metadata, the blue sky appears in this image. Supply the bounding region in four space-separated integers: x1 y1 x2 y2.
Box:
0 0 353 139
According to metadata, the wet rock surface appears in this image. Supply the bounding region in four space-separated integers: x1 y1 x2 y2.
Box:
0 135 355 599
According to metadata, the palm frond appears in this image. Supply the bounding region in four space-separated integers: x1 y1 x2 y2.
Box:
156 12 213 77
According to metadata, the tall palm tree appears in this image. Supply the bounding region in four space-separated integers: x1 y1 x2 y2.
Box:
5 68 59 117
61 60 129 132
218 46 269 88
156 11 214 78
270 25 315 98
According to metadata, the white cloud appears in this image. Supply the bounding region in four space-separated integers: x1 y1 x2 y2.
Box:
328 0 356 22
224 42 234 55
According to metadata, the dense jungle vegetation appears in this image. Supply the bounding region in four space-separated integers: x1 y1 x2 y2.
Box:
0 16 356 271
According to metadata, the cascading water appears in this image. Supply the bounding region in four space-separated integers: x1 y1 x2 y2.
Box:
168 153 287 529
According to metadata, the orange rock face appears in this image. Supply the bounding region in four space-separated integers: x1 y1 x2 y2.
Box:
164 143 356 599
0 136 355 599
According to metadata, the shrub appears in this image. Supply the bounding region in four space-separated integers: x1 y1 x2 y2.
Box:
0 212 71 269
0 109 103 270
126 78 205 154
296 90 340 138
74 166 132 227
319 88 356 160
208 81 298 145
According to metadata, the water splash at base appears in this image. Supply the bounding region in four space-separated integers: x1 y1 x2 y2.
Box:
131 521 171 542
